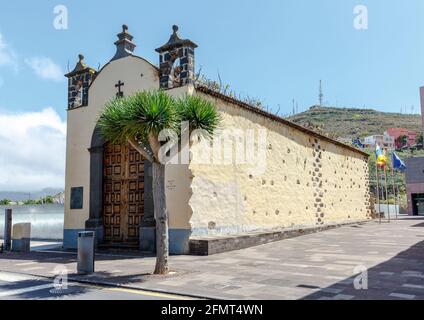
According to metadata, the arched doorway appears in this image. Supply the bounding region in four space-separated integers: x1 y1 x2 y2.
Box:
87 127 155 250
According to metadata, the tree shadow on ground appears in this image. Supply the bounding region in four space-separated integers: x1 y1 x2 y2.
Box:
411 222 424 227
0 249 189 288
0 278 90 300
70 271 150 285
301 240 424 300
66 264 192 286
0 248 155 265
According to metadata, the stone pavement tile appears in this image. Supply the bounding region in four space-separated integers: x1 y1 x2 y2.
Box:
333 294 355 300
402 284 424 290
291 272 315 277
389 293 416 300
220 285 244 291
15 262 37 266
258 278 292 287
338 278 355 287
324 275 348 281
276 288 323 300
22 267 45 271
222 285 271 297
319 287 344 294
402 270 423 276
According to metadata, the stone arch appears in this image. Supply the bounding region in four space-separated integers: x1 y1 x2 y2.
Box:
85 126 155 249
85 126 105 243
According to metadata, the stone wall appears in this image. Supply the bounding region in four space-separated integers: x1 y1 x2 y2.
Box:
188 91 372 237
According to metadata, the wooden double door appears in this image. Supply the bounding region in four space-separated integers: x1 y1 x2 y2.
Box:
103 142 145 246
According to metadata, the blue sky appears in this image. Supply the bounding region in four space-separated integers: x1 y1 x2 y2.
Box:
1 0 424 191
1 0 424 116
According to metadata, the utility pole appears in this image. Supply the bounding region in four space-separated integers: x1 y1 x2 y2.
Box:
319 80 324 107
292 99 295 115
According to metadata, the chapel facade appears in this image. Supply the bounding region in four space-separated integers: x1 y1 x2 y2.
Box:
63 25 372 254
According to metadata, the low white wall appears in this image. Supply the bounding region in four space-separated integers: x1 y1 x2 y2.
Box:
0 205 64 240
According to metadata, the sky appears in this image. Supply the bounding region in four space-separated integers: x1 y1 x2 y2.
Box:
0 0 424 191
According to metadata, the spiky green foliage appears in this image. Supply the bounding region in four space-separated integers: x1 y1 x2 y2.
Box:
99 91 221 145
98 90 178 144
97 97 132 144
176 95 222 137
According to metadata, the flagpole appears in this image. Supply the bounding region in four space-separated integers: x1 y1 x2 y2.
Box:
375 163 381 224
396 177 401 217
384 166 391 223
391 165 398 220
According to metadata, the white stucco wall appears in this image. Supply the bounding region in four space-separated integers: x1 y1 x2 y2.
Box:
64 56 159 230
64 56 194 233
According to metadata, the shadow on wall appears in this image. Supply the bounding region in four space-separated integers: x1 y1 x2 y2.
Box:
301 237 424 300
0 205 64 240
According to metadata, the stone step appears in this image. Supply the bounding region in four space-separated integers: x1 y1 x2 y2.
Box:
189 220 369 256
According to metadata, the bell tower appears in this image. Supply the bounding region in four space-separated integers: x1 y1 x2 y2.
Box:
65 54 96 109
111 24 136 61
155 25 198 89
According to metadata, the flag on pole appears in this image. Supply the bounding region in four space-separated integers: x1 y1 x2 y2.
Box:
375 144 382 157
353 137 365 149
376 144 387 167
392 152 406 172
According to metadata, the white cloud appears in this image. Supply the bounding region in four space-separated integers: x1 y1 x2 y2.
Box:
0 108 66 191
0 33 18 70
25 57 64 82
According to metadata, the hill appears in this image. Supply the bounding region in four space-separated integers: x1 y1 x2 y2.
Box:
288 106 422 140
0 188 64 202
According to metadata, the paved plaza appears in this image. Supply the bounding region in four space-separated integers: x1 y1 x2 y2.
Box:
1 216 424 300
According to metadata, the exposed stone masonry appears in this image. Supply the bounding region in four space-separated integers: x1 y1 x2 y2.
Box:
311 138 325 225
156 25 197 89
65 54 96 109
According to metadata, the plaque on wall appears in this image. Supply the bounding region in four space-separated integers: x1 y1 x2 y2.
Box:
70 187 83 210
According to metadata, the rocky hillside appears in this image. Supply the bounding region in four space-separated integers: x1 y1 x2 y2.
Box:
288 106 422 140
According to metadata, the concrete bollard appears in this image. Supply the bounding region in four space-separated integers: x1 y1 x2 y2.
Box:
77 231 95 274
12 223 31 252
4 209 12 251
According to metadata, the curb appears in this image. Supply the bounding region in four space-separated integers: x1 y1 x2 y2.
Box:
0 269 220 300
67 276 222 300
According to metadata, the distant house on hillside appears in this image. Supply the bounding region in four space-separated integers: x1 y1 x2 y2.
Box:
386 128 417 149
363 133 394 149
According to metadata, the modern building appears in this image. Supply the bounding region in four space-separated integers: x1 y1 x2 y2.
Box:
405 157 424 216
420 86 424 135
363 134 394 149
63 25 373 254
